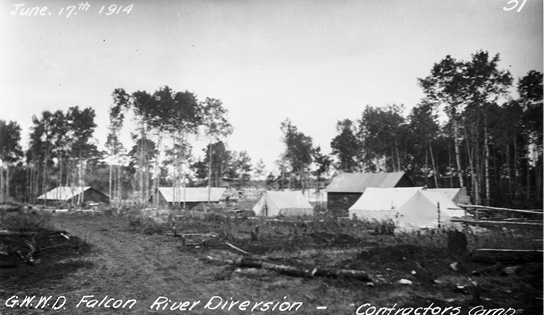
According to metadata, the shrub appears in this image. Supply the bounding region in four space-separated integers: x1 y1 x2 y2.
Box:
0 210 55 232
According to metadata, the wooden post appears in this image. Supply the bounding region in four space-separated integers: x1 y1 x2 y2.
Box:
437 202 441 229
464 206 468 232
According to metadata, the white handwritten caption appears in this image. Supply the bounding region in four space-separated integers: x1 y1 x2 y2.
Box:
10 2 134 18
503 0 527 12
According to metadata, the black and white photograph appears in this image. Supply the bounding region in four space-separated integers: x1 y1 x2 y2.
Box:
0 0 542 314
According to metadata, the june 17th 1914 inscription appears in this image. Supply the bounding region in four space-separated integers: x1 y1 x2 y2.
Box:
10 2 133 18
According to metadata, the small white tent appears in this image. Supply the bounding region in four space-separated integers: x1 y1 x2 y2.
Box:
348 187 464 229
253 191 314 217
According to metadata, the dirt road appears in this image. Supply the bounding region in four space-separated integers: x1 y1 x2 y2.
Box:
1 214 237 315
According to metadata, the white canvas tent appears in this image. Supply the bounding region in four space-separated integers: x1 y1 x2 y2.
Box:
348 187 465 229
253 191 314 217
428 188 471 205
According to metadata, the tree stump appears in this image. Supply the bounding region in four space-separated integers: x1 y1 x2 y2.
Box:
447 230 468 257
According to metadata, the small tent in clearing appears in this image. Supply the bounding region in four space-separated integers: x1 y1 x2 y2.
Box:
348 187 465 229
253 191 314 217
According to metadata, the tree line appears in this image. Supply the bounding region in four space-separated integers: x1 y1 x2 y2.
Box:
327 51 542 208
0 50 541 208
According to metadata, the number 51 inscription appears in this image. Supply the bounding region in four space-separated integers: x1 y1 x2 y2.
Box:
503 0 527 12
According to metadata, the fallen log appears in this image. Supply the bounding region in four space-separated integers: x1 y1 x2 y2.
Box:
0 230 69 237
470 249 543 264
314 267 372 281
166 232 218 238
451 219 543 226
206 256 372 282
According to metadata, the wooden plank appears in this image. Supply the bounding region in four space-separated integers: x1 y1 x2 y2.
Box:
458 205 543 215
451 219 543 226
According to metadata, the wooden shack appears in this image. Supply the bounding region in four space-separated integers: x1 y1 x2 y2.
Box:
326 172 414 217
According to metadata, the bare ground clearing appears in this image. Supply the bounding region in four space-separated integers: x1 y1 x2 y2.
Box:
0 211 542 315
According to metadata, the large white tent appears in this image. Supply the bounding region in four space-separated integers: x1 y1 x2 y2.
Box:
348 187 465 229
253 191 314 217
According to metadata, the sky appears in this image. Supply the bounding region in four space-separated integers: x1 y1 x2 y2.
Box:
1 0 542 175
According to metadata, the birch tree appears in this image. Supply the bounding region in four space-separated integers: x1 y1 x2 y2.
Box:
419 55 470 187
0 120 22 203
280 119 313 191
201 98 232 203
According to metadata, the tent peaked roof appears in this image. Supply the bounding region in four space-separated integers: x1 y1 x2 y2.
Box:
266 191 313 210
348 187 423 211
253 191 314 216
326 172 410 193
348 187 464 229
37 186 92 201
428 188 461 201
158 187 226 203
420 190 466 217
428 187 471 205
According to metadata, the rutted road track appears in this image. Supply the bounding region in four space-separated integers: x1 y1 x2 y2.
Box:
2 214 234 315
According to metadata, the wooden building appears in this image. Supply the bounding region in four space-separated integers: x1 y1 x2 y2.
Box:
326 172 414 216
36 186 110 206
154 187 227 209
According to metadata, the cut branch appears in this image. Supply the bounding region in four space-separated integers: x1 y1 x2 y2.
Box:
225 242 251 255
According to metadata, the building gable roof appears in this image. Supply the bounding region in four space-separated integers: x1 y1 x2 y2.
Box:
158 187 227 203
37 186 93 201
326 172 409 193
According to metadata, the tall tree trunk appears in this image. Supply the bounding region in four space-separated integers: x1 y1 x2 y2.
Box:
140 124 147 206
78 156 84 206
58 159 63 191
28 164 32 203
526 160 531 204
465 128 480 205
513 134 519 199
484 123 491 206
109 160 112 205
395 138 401 172
145 158 149 207
281 168 285 190
448 143 454 188
6 164 10 200
453 121 464 187
25 164 30 203
155 133 162 209
208 137 212 204
429 142 439 188
0 163 4 203
299 167 305 192
424 149 429 187
537 159 542 206
391 149 396 172
172 136 177 207
117 164 121 206
506 138 512 203
43 153 48 206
